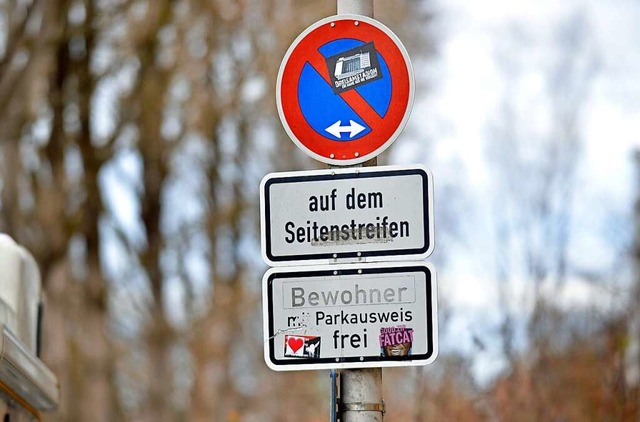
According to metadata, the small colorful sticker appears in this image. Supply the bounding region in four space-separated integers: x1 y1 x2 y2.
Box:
284 335 321 358
379 325 414 357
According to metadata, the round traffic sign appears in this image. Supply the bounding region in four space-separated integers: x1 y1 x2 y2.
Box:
276 15 414 166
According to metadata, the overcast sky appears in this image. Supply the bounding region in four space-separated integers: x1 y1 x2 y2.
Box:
400 0 640 190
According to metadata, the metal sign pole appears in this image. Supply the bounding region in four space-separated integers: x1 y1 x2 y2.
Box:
334 2 383 421
337 0 373 16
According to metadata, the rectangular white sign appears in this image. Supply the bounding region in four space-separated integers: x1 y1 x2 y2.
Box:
260 165 434 266
262 262 438 371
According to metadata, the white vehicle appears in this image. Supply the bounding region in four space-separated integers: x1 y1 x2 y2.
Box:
0 234 59 421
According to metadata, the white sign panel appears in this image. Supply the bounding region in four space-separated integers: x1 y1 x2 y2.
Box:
260 165 434 266
262 262 438 371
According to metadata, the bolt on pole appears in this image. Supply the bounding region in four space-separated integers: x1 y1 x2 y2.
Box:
335 3 384 422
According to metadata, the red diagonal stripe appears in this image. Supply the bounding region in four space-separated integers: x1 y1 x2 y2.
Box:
305 51 384 130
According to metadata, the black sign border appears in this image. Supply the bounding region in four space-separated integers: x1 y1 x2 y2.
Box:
266 264 436 368
262 167 432 263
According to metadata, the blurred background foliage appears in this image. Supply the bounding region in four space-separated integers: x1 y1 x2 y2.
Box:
0 0 638 421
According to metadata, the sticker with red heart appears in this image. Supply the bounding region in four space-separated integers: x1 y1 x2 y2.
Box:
284 335 321 358
288 337 304 353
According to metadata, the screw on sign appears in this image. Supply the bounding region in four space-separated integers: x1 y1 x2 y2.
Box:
276 15 415 166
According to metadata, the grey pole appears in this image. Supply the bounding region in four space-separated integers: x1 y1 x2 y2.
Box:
334 3 384 422
337 0 373 16
340 369 384 421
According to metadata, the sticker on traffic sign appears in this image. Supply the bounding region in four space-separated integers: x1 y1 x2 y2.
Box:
276 14 415 166
262 262 438 371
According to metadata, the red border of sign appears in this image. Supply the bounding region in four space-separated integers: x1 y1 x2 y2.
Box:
276 15 415 166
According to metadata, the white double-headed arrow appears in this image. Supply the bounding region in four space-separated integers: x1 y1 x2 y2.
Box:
325 120 365 138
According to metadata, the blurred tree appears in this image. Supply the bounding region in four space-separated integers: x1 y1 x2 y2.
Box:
480 10 640 422
0 1 117 421
485 10 596 365
0 1 434 421
2 1 636 421
626 150 640 416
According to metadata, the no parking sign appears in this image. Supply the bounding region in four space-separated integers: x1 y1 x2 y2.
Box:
276 15 414 166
